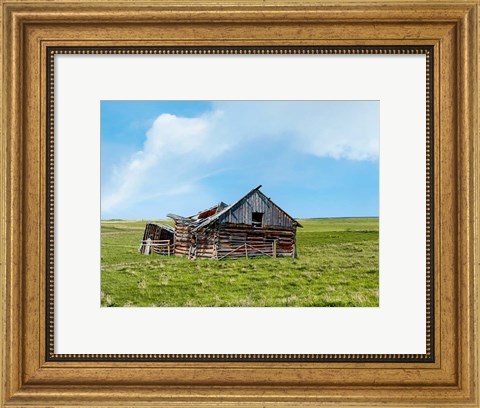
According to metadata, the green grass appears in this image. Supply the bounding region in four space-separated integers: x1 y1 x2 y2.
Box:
101 218 379 307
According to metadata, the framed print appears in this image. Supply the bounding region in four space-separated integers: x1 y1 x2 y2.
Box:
1 1 478 406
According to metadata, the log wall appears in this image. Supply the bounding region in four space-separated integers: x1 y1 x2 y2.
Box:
195 229 217 259
173 223 194 257
216 223 296 259
173 221 297 259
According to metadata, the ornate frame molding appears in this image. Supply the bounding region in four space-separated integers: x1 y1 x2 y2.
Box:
1 1 478 405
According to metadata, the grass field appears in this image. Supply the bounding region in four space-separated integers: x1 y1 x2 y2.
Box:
101 218 379 307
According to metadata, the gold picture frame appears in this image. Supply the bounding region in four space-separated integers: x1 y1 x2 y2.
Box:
1 0 478 406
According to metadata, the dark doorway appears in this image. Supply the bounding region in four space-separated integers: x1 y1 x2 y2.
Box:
252 212 264 227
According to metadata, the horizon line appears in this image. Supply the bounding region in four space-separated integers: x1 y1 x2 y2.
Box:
101 215 380 221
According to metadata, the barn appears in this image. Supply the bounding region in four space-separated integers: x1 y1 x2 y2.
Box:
167 185 302 259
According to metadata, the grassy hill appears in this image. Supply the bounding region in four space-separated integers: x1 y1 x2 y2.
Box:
101 218 379 307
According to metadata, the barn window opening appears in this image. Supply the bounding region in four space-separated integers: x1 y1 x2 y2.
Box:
252 212 264 227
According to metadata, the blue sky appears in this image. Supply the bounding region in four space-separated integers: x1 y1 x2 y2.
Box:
101 100 379 219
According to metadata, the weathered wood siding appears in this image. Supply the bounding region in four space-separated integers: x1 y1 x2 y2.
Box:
173 222 296 259
216 223 296 258
218 190 295 228
139 223 174 255
142 223 174 242
173 222 193 256
173 223 217 258
170 189 299 259
195 229 217 258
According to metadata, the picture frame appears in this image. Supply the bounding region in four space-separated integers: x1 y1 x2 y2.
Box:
1 0 478 406
54 51 424 362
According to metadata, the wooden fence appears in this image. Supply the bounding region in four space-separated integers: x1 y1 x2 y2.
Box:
139 239 172 256
217 241 278 260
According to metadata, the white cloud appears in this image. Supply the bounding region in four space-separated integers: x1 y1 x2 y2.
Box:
102 111 230 214
211 101 379 161
102 101 379 217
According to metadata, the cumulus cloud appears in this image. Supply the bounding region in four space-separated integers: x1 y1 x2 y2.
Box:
101 101 379 218
102 111 230 213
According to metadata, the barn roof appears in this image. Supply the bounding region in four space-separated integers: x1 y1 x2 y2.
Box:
191 185 302 231
193 202 229 219
167 186 302 230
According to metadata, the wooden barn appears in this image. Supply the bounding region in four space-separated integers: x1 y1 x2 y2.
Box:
139 223 174 255
167 185 302 259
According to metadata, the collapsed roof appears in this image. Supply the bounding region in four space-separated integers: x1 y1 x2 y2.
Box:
166 185 302 231
166 201 229 227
